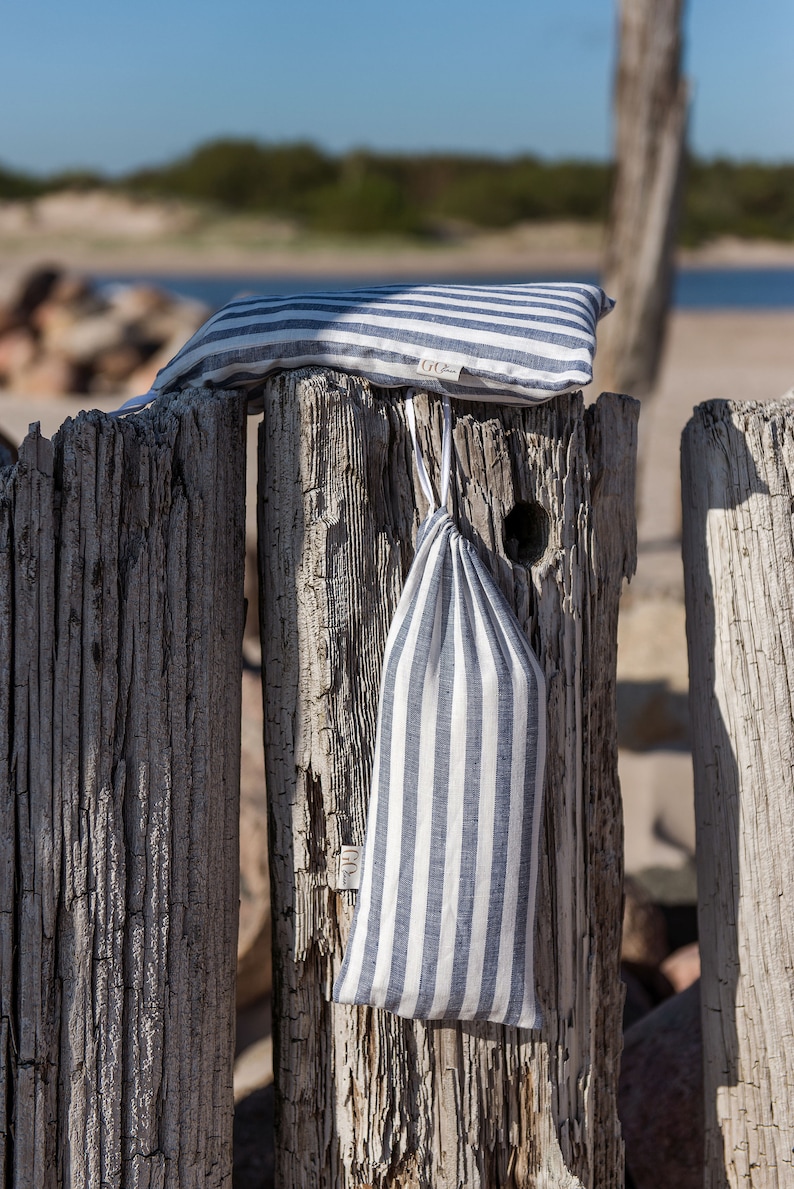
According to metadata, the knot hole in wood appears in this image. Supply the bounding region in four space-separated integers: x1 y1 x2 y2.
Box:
504 501 549 567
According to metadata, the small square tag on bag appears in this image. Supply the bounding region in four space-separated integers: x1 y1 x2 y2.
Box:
337 846 363 890
416 355 463 382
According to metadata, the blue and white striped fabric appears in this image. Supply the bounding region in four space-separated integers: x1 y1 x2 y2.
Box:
126 281 612 410
333 395 546 1027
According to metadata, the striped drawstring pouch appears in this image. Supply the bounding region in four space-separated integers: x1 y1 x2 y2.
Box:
333 393 546 1028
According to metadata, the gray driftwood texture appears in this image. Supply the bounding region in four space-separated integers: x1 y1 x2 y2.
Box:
259 370 638 1188
682 400 794 1189
599 0 688 397
0 390 247 1187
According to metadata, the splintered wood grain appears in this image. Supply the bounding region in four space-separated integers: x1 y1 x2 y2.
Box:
0 390 247 1187
683 400 794 1189
259 370 638 1188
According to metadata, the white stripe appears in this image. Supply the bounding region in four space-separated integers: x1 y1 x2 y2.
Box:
395 585 443 1015
490 635 530 1021
458 579 501 1017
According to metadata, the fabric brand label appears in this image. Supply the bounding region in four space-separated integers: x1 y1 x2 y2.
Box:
416 356 463 382
337 846 363 890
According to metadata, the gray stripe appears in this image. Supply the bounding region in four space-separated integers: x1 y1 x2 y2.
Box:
352 510 448 1004
442 548 484 1017
410 539 456 1016
380 523 452 1011
465 546 517 1019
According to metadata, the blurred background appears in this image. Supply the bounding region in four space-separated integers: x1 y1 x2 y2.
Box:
1 2 792 1186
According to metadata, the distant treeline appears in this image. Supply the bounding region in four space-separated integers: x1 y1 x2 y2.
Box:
2 139 794 244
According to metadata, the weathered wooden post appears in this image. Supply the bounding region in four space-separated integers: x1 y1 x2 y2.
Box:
0 390 247 1186
259 370 638 1187
682 399 794 1189
598 0 688 397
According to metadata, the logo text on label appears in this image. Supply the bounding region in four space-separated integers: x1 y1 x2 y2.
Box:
416 357 463 381
337 845 363 890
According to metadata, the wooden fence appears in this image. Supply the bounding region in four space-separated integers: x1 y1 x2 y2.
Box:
2 374 793 1189
0 377 640 1186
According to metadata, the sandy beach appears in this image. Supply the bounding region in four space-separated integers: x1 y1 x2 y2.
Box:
619 308 794 877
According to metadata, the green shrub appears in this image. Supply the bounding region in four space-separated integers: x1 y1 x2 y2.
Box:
125 138 337 214
2 140 793 243
0 164 44 200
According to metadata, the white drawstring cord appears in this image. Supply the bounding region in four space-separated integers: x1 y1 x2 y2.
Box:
439 393 452 509
405 388 453 512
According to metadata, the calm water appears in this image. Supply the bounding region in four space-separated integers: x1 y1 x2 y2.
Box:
99 267 794 312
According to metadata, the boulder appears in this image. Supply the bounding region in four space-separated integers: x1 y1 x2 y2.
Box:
45 310 128 365
0 264 61 333
0 265 210 398
243 544 262 667
47 271 95 307
234 1036 273 1104
622 874 670 966
32 284 105 339
234 1084 275 1189
619 980 703 1189
12 355 80 396
621 961 675 1031
124 322 203 395
106 282 172 322
90 344 147 390
237 669 271 1009
0 328 37 384
660 941 700 992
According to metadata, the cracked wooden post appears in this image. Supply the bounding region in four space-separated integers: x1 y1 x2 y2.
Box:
259 369 638 1188
682 400 794 1189
0 390 247 1187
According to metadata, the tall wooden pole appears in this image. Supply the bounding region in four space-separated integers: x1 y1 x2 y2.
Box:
599 0 688 397
0 390 247 1186
259 370 638 1187
682 399 794 1189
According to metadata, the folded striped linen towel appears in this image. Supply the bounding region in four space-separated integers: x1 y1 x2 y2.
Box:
112 280 613 416
333 393 547 1027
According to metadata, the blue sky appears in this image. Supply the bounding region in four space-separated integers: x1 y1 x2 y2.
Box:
1 0 792 176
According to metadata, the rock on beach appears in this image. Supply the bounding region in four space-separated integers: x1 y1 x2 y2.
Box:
0 263 207 397
620 980 704 1189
